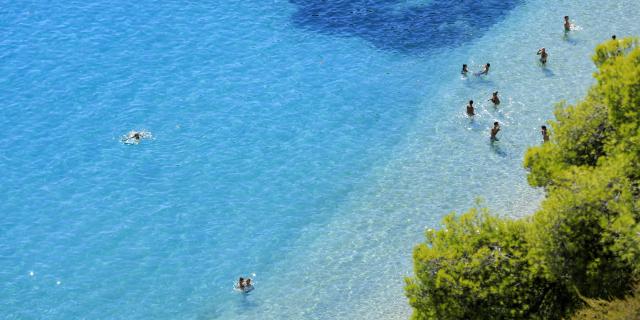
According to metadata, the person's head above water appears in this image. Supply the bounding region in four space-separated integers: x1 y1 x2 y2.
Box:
564 16 569 21
469 100 474 105
612 35 617 40
494 121 499 127
493 91 498 96
245 279 251 285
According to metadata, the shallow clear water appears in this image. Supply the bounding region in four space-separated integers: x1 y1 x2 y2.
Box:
1 0 639 319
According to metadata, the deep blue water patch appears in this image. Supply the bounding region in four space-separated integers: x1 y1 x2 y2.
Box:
290 0 523 53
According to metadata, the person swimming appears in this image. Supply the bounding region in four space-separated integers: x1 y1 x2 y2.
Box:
121 130 149 144
489 91 500 105
236 277 253 292
612 35 617 40
477 63 490 75
466 100 475 116
564 16 571 32
537 48 548 65
541 125 549 142
235 276 254 292
461 64 469 76
490 122 500 141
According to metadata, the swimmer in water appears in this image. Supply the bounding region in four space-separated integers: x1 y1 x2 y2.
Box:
612 35 617 40
541 125 549 142
244 278 252 288
466 100 475 116
122 130 147 144
489 91 500 105
537 48 548 65
490 122 500 141
477 63 490 76
238 277 245 290
564 16 571 32
461 64 469 76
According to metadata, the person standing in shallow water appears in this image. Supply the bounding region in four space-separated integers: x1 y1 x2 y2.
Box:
541 125 549 142
490 122 500 141
537 48 548 65
466 100 475 116
564 16 571 32
477 63 490 75
461 64 469 76
489 91 500 105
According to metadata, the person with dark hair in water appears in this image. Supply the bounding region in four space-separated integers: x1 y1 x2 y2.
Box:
564 16 572 32
537 47 548 65
490 122 500 141
236 276 255 292
466 100 475 116
489 91 500 105
461 64 469 76
121 130 148 144
541 125 549 142
477 63 490 75
612 34 617 40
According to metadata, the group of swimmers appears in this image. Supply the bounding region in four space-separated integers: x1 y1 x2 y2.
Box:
461 61 501 140
461 63 490 77
531 16 578 66
460 15 590 144
464 91 500 116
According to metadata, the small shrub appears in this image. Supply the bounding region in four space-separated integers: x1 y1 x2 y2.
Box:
572 286 640 320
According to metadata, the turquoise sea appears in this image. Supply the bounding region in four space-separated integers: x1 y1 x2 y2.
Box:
2 0 640 318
